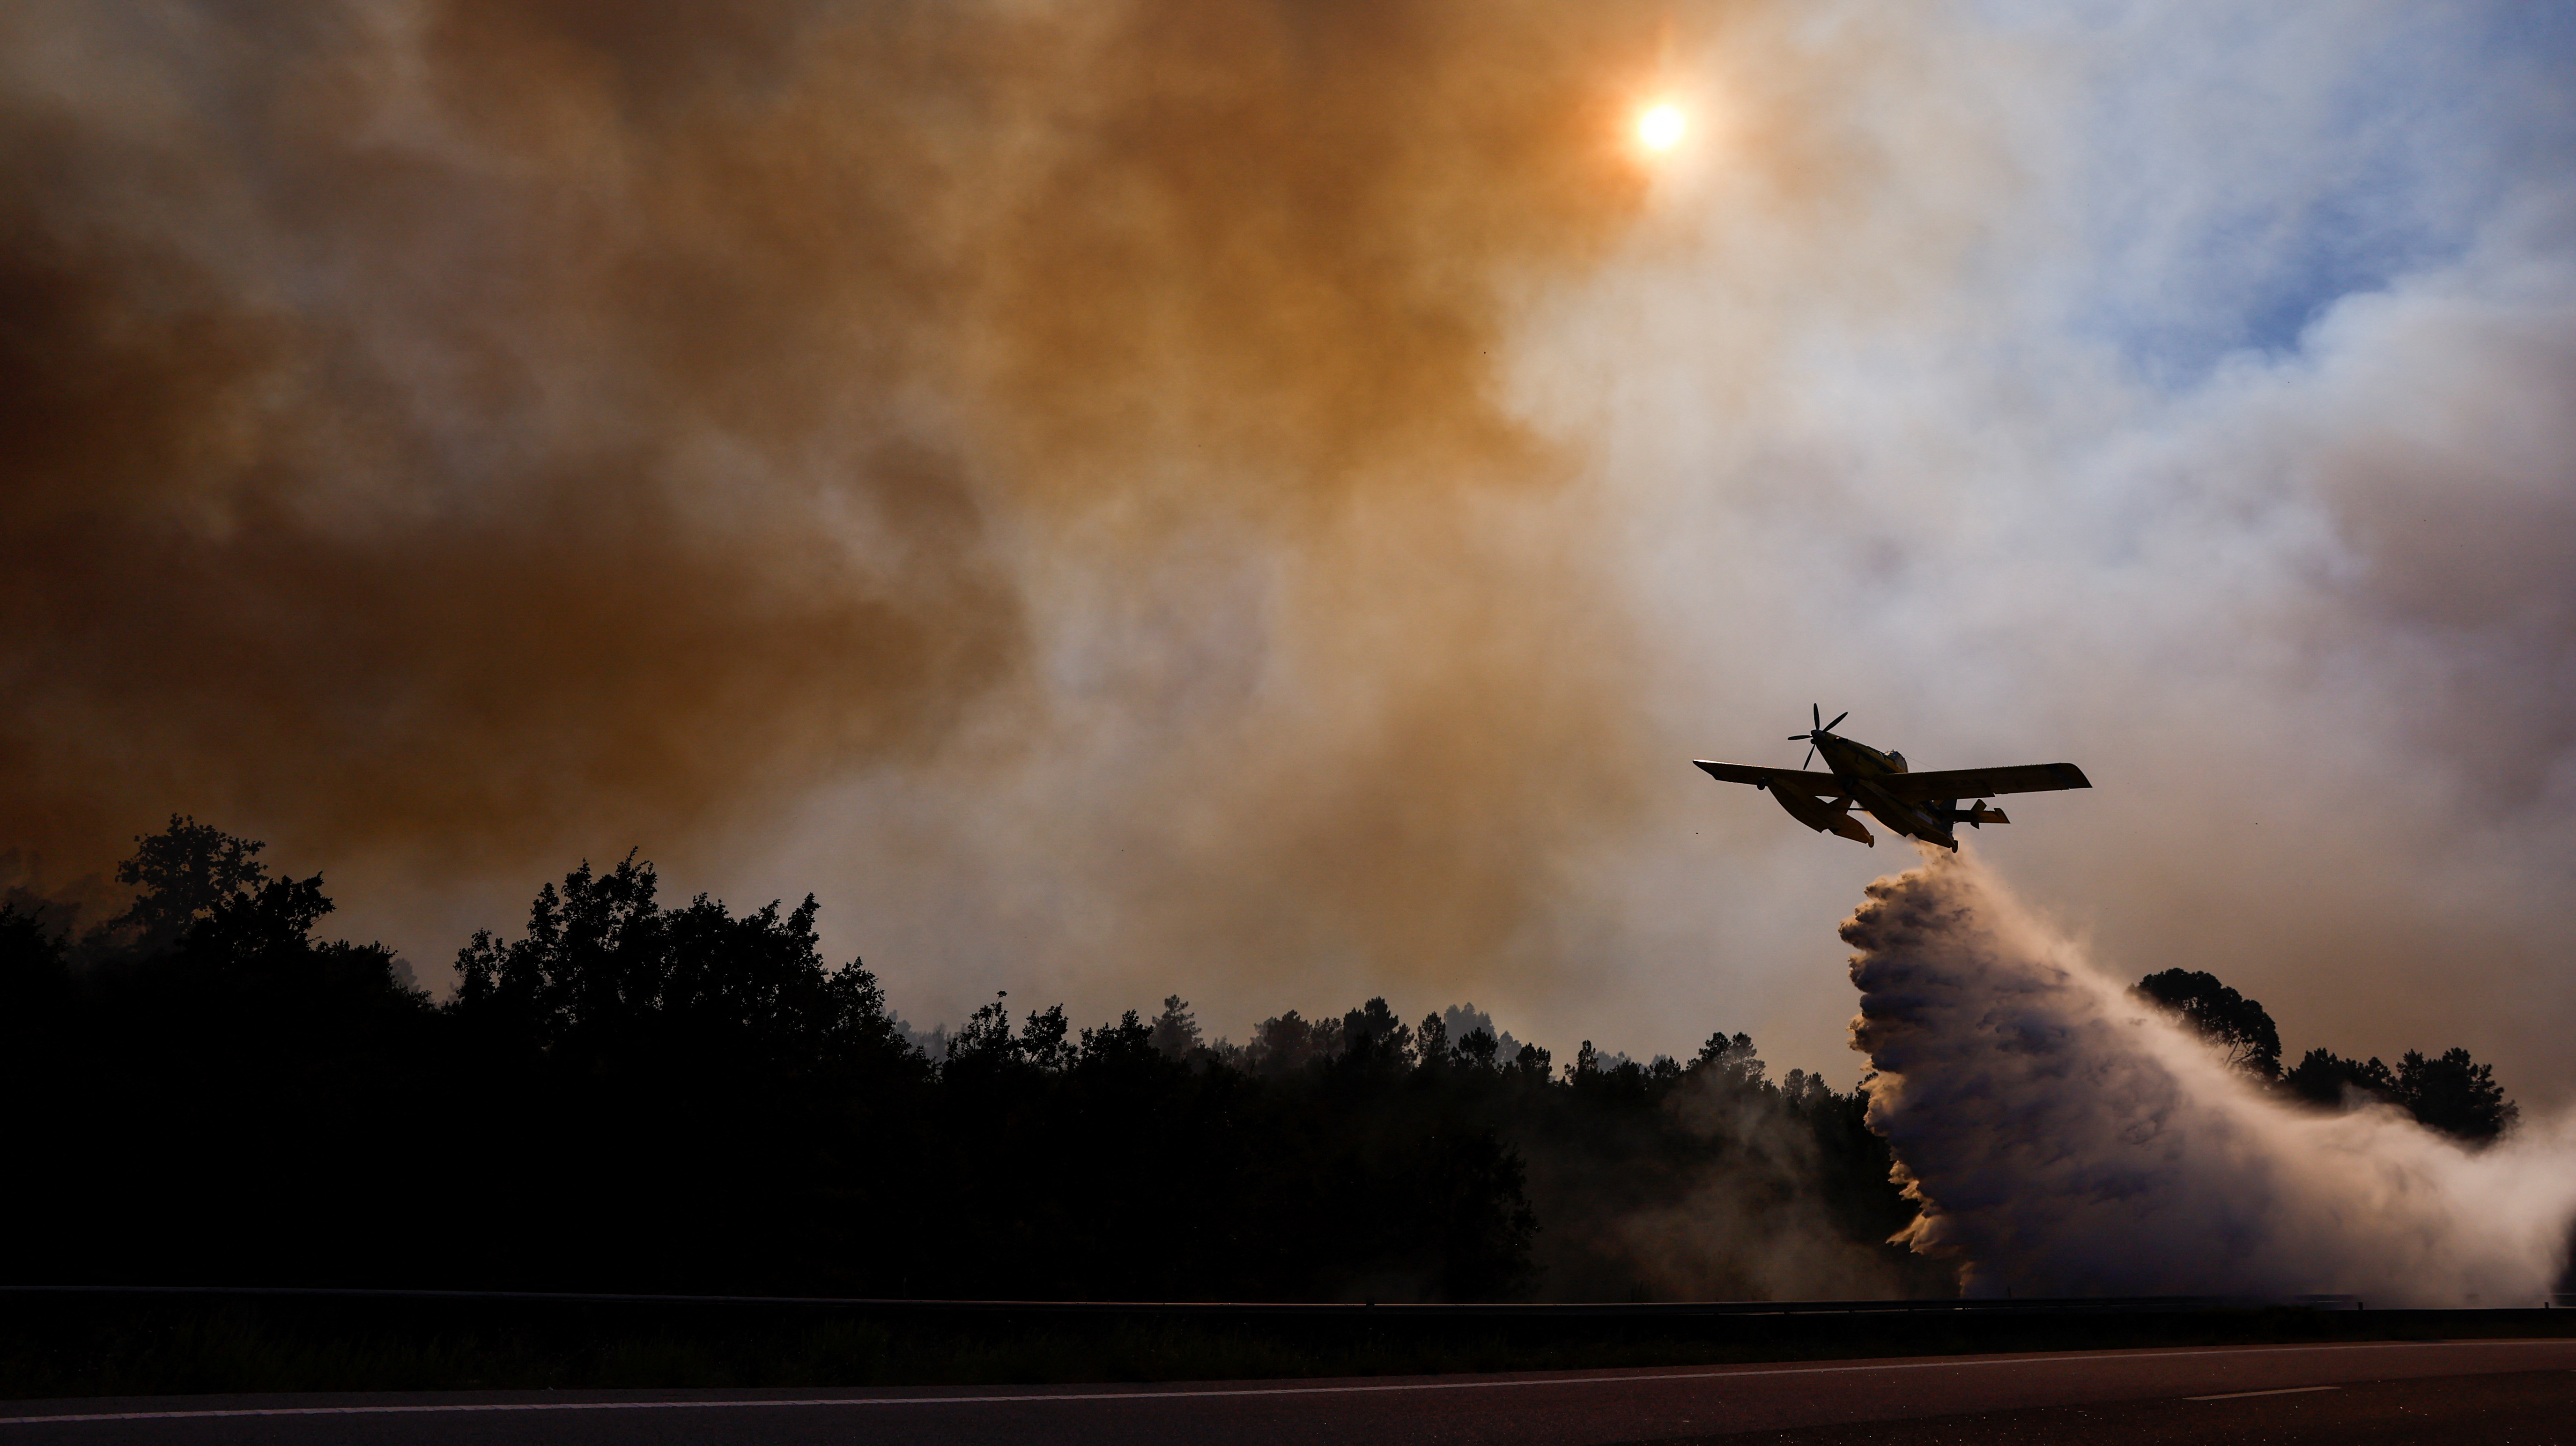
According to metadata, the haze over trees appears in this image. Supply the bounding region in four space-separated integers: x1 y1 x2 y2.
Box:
2 819 2526 1301
2 820 1923 1302
2132 967 2518 1144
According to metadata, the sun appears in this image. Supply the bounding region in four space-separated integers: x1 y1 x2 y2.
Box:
1636 103 1686 152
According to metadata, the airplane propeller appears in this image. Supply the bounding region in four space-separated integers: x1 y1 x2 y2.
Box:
1788 704 1850 770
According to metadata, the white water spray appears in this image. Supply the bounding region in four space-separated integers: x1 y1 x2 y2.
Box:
1845 847 2576 1305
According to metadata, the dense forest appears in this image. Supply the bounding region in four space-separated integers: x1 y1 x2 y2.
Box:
2130 967 2519 1143
0 820 2523 1303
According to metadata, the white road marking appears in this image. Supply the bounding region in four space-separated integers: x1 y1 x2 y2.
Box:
0 1340 2552 1426
2186 1385 2341 1401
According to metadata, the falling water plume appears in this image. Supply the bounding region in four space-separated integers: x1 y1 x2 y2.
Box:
1845 847 2576 1305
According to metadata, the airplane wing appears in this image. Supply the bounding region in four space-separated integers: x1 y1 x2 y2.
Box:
1693 760 1849 797
1875 763 2092 801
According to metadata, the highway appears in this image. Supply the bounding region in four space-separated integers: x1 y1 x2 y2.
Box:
2 1339 2570 1444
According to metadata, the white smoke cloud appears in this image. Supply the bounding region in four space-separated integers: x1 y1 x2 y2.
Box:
1845 845 2576 1304
1510 0 2576 1099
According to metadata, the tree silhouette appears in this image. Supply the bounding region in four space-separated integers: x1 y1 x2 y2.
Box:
2282 1047 2397 1108
1019 1003 1073 1072
1415 1009 1449 1064
1455 1026 1500 1070
2396 1047 2518 1144
2132 968 2283 1078
1695 1030 1766 1088
2283 1044 2517 1145
944 990 1017 1066
4 819 437 1289
0 903 67 1012
103 813 269 949
9 818 1932 1303
1251 1009 1318 1074
1342 996 1414 1068
1149 994 1202 1058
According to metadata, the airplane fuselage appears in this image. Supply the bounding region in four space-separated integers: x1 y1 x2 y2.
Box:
1810 733 1960 850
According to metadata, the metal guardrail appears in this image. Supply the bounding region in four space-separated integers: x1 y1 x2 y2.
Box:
0 1285 2444 1317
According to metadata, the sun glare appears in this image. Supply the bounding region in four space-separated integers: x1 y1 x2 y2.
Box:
1637 103 1686 152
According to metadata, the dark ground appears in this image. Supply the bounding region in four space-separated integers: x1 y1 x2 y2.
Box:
7 1287 2576 1399
4 1339 2574 1444
1708 1369 2576 1444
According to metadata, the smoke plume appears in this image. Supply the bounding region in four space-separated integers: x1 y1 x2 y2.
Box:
1577 1064 1928 1302
0 0 1693 994
13 3 2575 1084
1846 845 2576 1305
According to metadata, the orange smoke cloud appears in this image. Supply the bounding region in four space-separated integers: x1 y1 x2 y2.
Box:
0 0 1688 988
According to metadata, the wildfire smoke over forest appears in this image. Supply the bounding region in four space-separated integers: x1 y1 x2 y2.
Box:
0 0 1728 1009
6 1 2576 1089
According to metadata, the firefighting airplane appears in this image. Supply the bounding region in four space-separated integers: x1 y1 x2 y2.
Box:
1694 706 2091 850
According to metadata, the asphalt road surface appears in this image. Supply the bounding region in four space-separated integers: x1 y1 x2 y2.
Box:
4 1339 2572 1445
